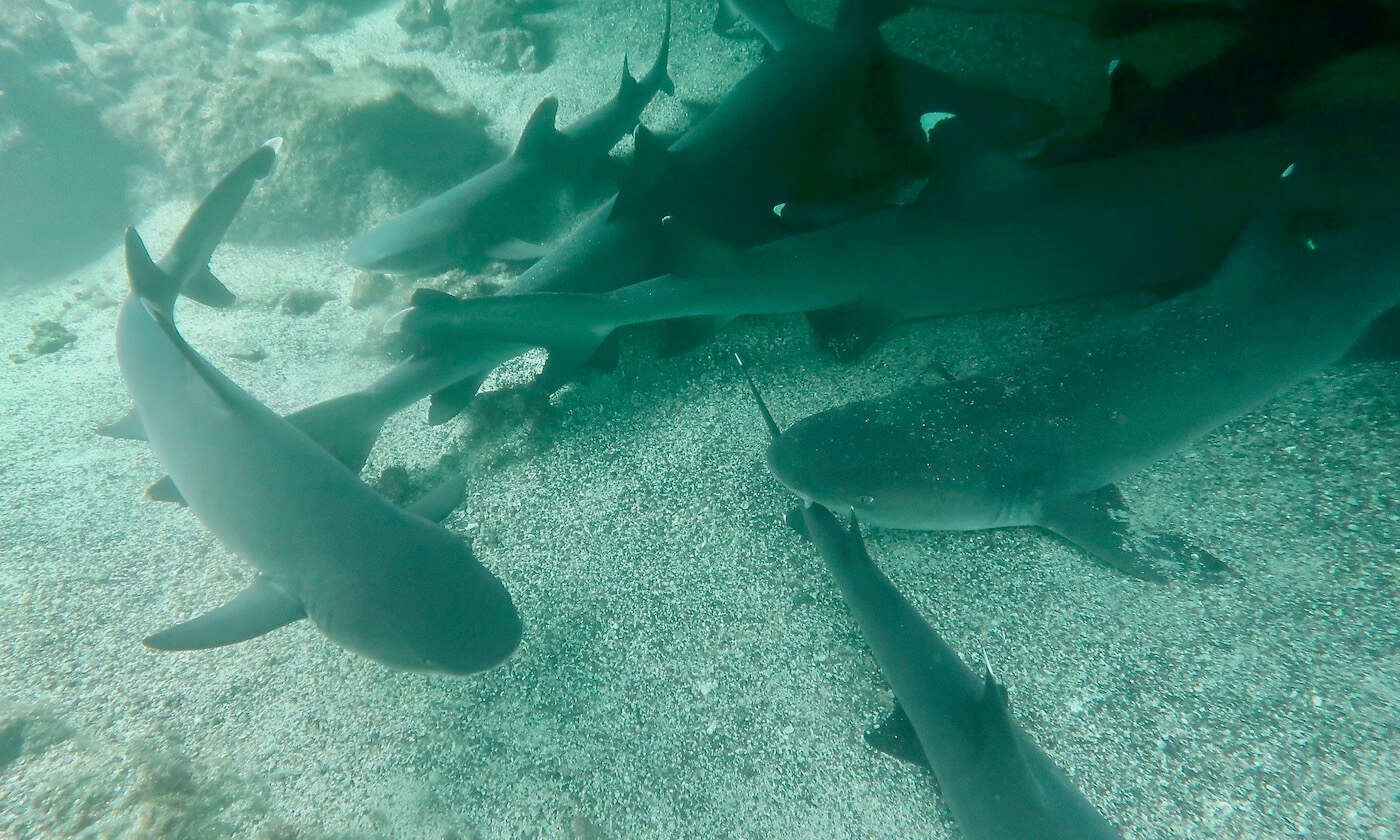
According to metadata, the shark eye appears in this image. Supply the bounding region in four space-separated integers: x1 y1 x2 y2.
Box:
856 495 875 507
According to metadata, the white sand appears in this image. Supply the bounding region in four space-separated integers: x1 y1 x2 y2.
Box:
2 1 1397 838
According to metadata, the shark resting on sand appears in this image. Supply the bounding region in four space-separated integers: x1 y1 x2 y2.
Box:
756 170 1400 581
800 503 1122 839
107 139 521 674
343 1 674 275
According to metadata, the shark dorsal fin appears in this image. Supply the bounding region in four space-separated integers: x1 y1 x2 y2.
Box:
1105 58 1159 121
126 228 181 315
513 97 565 159
919 113 1032 197
610 124 673 223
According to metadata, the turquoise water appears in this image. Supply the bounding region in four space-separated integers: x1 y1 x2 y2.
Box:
2 1 1397 837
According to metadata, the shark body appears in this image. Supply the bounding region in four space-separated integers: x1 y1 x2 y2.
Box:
766 184 1400 579
390 116 1339 364
803 504 1121 839
282 0 930 471
113 140 520 674
342 2 674 275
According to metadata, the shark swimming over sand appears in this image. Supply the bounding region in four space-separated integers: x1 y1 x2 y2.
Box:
273 0 992 473
760 172 1400 580
385 113 1348 364
110 139 521 674
801 503 1121 839
342 1 674 275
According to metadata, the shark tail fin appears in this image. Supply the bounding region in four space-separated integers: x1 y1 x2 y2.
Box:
181 266 237 308
640 0 675 97
144 575 305 651
513 97 565 159
164 137 282 305
126 228 180 315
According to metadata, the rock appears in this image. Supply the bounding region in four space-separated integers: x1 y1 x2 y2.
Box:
26 320 77 356
281 288 334 316
448 0 546 73
462 28 541 74
397 0 449 35
349 271 396 310
105 49 502 244
0 0 136 284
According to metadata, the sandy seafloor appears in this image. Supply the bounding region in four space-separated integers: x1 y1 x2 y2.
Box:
3 1 1400 837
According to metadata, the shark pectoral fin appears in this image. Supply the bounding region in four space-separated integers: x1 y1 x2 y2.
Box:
143 575 305 651
408 475 468 523
284 391 388 475
805 303 894 361
145 475 187 506
484 238 551 262
181 266 236 308
97 408 147 441
1037 485 1171 582
864 700 932 771
428 374 486 425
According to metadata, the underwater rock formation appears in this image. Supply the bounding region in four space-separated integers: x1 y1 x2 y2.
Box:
0 0 135 285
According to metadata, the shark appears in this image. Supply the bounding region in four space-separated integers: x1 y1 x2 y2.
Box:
342 1 674 275
386 114 1344 364
110 139 521 674
266 0 957 474
904 0 1239 36
760 173 1400 580
801 503 1121 839
1039 0 1399 164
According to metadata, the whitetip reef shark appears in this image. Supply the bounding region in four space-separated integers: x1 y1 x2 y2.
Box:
273 0 1017 473
802 503 1121 839
386 112 1361 365
342 1 674 275
759 174 1400 580
109 139 521 674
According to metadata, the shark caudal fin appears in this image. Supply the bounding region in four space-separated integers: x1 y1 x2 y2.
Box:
637 0 675 98
161 137 282 307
